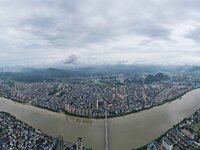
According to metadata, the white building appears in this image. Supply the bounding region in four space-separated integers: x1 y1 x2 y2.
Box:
162 137 174 150
76 137 84 150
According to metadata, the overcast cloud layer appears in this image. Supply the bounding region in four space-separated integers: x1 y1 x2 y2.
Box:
0 0 200 68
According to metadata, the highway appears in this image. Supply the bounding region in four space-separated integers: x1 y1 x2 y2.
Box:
104 101 109 150
97 87 109 150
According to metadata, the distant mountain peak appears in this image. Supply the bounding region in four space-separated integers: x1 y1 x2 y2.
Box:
144 72 170 84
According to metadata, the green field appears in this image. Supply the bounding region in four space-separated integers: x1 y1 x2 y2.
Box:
192 123 200 132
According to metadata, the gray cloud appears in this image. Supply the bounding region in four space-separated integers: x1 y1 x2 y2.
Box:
64 54 79 65
0 0 200 67
187 28 200 42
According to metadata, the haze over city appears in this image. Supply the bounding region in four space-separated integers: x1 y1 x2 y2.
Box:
0 0 200 69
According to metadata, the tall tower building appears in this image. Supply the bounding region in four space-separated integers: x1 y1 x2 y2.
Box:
56 135 64 150
76 137 84 150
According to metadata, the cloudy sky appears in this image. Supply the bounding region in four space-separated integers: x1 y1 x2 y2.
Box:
0 0 200 68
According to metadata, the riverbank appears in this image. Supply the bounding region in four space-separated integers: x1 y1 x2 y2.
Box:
0 111 76 149
0 87 199 119
1 88 200 150
135 108 200 150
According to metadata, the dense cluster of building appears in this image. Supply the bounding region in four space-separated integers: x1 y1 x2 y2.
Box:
100 83 191 116
146 109 200 150
0 72 199 117
0 111 85 150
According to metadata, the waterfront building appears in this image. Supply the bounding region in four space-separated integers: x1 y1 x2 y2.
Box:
76 137 84 150
56 135 64 150
147 141 161 150
162 137 174 150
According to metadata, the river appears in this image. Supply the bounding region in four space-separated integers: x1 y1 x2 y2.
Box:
0 89 200 150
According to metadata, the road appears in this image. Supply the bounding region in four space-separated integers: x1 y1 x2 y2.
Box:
97 87 109 150
104 101 109 150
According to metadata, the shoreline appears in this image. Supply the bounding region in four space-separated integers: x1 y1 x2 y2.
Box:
0 87 199 119
135 108 200 150
0 111 78 149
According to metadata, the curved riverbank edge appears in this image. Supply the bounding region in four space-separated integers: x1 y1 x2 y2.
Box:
0 87 199 119
134 108 200 150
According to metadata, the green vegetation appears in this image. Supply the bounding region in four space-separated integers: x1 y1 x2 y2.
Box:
144 73 170 84
58 91 65 97
192 123 200 132
48 90 58 96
